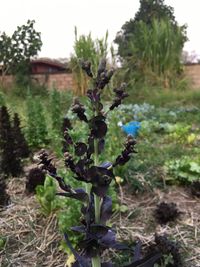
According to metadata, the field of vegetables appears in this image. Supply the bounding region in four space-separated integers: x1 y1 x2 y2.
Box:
0 87 200 267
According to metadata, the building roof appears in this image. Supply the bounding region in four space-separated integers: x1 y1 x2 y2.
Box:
31 58 70 71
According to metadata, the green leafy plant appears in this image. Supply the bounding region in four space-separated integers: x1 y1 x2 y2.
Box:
49 88 62 133
165 157 200 185
26 94 48 147
36 175 59 215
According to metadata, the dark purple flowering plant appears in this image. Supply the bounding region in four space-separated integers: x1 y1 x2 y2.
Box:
38 59 162 267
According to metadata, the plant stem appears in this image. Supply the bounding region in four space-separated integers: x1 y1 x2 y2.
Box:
92 256 101 267
94 139 101 223
92 139 101 267
86 183 92 196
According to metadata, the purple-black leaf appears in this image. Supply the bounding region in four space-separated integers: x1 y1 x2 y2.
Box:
56 188 88 201
64 233 91 267
87 89 100 103
100 162 112 169
123 252 162 267
101 263 113 267
133 241 142 262
100 196 112 223
98 139 105 154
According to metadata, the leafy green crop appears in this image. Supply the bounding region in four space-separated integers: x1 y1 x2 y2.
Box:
165 157 200 185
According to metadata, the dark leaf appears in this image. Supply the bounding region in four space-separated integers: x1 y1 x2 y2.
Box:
97 58 106 77
64 233 91 267
100 229 115 246
101 262 113 267
87 89 100 103
100 196 112 223
56 188 88 201
98 139 105 154
123 252 162 267
100 162 112 169
133 241 142 262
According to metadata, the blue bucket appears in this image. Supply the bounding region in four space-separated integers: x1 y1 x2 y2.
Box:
121 121 141 136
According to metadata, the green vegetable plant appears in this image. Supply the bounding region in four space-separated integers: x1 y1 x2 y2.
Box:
26 94 48 148
165 156 200 185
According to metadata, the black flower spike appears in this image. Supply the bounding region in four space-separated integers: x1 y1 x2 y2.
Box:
88 166 114 197
38 149 57 175
95 58 115 90
113 135 137 167
62 116 72 131
90 116 107 139
87 89 100 103
64 152 76 173
64 130 73 145
110 83 129 111
75 142 88 157
63 129 74 153
97 58 107 78
72 98 88 122
81 60 93 78
96 69 114 90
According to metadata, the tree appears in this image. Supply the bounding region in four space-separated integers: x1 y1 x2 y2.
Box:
114 0 187 87
0 20 42 86
114 0 187 58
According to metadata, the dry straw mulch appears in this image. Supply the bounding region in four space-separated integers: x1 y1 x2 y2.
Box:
114 185 200 267
0 178 200 267
0 178 66 267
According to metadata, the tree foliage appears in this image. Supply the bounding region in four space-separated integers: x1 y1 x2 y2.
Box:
121 19 185 87
114 0 187 58
114 0 187 88
0 20 42 86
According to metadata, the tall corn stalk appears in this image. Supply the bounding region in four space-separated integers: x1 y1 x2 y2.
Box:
126 18 184 88
70 28 109 95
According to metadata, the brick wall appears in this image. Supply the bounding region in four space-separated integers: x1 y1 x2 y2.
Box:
32 73 74 91
1 66 200 90
184 64 200 89
0 73 74 91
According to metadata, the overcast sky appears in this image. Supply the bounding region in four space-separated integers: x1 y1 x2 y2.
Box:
0 0 199 59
